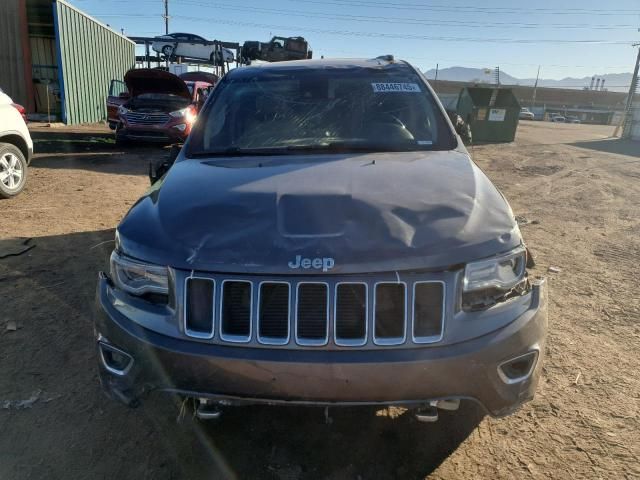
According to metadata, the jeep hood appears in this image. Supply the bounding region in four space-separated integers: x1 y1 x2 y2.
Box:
124 68 191 99
117 151 521 274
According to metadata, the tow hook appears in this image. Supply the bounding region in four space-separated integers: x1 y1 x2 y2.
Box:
414 399 461 423
195 398 222 420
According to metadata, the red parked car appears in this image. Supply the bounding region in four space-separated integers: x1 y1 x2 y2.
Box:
106 69 216 144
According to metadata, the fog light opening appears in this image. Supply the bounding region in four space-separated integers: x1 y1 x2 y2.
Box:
99 341 134 376
498 350 538 384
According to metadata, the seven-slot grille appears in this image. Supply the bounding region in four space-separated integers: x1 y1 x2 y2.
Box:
183 277 445 348
258 282 290 344
124 111 170 125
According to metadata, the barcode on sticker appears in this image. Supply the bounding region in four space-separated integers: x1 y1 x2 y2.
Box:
372 83 421 93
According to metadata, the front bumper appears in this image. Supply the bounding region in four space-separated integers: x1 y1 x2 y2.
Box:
94 276 547 417
116 123 189 143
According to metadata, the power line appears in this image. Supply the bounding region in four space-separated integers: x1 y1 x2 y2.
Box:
162 14 636 45
318 47 632 70
164 0 639 30
93 0 640 27
92 11 636 47
284 0 640 16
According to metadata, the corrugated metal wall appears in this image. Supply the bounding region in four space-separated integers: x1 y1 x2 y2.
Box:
0 0 28 106
53 0 134 124
31 37 57 83
30 35 60 115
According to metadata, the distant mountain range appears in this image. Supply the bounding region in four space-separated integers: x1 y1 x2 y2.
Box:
423 67 633 93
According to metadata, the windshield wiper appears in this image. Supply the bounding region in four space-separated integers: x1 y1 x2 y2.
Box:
323 141 420 152
189 141 426 158
189 147 289 157
279 141 423 153
189 145 326 157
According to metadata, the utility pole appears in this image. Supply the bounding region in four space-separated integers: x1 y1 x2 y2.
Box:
434 63 439 82
531 65 540 109
615 43 640 138
624 45 640 115
163 0 169 35
163 0 170 69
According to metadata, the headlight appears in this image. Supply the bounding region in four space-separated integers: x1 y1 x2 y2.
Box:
110 250 168 295
118 105 128 115
169 106 196 123
169 108 187 118
463 246 526 293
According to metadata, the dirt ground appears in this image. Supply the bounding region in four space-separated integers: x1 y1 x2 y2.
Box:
0 121 638 479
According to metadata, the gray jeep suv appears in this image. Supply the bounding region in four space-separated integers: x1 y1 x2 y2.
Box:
95 57 547 421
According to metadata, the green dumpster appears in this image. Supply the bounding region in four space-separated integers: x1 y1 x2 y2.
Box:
456 87 521 143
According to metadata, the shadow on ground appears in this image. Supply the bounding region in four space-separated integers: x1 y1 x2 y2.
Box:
570 138 640 158
29 152 152 176
27 129 178 176
0 229 484 480
30 129 118 154
30 129 172 155
184 402 485 479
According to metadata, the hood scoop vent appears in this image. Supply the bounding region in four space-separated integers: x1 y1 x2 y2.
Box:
278 194 350 238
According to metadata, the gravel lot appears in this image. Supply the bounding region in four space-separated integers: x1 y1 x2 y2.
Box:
0 121 638 479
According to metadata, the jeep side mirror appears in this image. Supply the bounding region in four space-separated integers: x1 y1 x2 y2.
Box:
148 162 161 185
149 144 182 185
447 110 472 145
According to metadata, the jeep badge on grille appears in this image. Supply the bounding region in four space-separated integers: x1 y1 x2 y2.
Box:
288 255 335 272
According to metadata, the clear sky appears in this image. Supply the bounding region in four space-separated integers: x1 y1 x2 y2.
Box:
74 0 640 80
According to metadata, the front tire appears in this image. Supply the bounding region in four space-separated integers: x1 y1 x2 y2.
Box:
0 143 28 198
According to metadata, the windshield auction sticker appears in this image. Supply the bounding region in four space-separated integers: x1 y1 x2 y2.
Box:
371 83 421 93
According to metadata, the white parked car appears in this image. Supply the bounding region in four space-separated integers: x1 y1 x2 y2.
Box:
0 88 33 198
519 107 535 120
151 33 234 64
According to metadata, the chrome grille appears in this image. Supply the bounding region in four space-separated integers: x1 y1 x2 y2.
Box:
182 274 445 349
220 280 252 342
374 283 407 345
413 282 445 343
334 283 367 346
124 111 170 125
184 277 215 338
296 283 329 345
258 282 290 344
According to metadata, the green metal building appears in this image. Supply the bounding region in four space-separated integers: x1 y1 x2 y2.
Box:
0 0 134 124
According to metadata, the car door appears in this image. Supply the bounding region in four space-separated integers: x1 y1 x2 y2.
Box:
106 79 128 126
171 34 191 58
188 34 211 60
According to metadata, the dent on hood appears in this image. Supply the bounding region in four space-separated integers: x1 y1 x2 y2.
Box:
117 151 521 274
